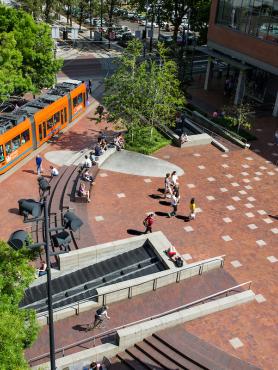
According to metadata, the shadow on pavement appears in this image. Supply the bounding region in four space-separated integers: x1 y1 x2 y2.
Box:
127 229 144 236
155 211 169 217
159 200 171 206
8 208 20 215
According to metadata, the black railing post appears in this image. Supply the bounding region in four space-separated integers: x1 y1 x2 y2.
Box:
43 197 56 370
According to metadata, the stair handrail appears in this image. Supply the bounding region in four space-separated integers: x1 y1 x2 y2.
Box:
35 255 226 318
28 280 252 365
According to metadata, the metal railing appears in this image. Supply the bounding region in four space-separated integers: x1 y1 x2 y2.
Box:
36 255 226 319
28 280 252 366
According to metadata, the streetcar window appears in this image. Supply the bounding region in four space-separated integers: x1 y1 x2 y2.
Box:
0 145 4 162
73 96 78 107
47 116 54 130
21 130 30 144
54 112 60 123
77 93 83 104
39 125 43 140
12 135 20 151
43 122 47 137
64 108 67 122
5 142 12 155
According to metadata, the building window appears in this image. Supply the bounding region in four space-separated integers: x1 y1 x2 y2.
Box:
216 0 278 42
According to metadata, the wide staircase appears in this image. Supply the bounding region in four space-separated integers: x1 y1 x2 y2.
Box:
112 327 261 370
20 243 165 313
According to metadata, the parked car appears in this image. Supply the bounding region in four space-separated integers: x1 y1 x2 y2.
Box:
158 34 173 44
118 32 135 47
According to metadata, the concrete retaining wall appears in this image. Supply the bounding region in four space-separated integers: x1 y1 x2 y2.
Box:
33 290 255 370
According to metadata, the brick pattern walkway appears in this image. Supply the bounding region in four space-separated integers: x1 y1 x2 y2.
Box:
0 87 277 369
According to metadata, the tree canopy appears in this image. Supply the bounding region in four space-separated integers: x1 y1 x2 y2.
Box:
0 5 62 100
0 240 39 369
103 39 185 131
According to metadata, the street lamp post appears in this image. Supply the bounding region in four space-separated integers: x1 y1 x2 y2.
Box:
149 4 155 52
100 0 103 41
143 0 149 58
157 0 162 40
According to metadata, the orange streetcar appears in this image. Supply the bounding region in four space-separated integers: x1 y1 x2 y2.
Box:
0 80 87 175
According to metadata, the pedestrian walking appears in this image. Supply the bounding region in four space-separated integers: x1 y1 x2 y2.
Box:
88 79 92 94
96 105 104 120
168 187 180 217
188 197 196 220
164 173 172 198
36 155 43 175
171 171 179 187
143 213 155 234
86 305 110 332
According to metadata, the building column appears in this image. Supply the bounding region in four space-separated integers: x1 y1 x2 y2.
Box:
204 57 212 91
273 90 278 117
234 69 245 105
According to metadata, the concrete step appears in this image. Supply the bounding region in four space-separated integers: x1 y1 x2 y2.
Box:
117 352 148 370
136 340 187 370
144 336 206 370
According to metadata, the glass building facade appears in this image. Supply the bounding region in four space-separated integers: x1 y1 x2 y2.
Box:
216 0 278 43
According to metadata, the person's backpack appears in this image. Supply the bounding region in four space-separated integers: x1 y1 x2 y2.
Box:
143 217 149 227
96 307 105 316
175 257 184 268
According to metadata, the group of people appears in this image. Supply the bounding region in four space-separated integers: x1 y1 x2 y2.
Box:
164 171 196 220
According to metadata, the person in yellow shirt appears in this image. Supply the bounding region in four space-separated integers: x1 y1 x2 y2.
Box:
189 197 196 220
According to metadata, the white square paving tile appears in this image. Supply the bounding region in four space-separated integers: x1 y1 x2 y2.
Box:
198 165 205 170
267 171 275 176
253 149 261 153
220 187 228 192
247 196 256 202
259 166 267 170
229 337 244 349
263 218 273 224
243 179 250 183
272 152 278 157
231 182 240 187
182 253 192 261
184 226 194 232
257 210 267 215
256 239 266 247
265 160 271 164
253 177 261 181
117 193 126 198
267 256 277 263
222 235 232 241
222 154 229 157
207 177 216 182
245 203 254 208
245 212 254 218
206 195 215 201
225 174 234 179
195 207 203 213
244 185 253 190
271 228 278 234
144 178 152 183
231 260 242 268
239 190 247 195
95 216 104 222
232 196 241 201
99 173 108 177
241 172 249 176
187 183 196 188
226 205 236 211
242 164 250 168
255 294 266 303
267 142 274 146
245 157 254 161
248 223 258 230
193 153 201 157
255 172 262 176
223 217 232 223
222 164 229 168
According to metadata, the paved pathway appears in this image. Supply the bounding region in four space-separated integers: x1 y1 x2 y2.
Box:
0 87 277 369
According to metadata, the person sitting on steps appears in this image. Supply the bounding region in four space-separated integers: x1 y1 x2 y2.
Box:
78 181 91 202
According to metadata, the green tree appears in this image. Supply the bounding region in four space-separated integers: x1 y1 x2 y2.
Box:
0 5 63 99
190 0 211 45
104 39 185 136
225 103 253 133
0 241 39 369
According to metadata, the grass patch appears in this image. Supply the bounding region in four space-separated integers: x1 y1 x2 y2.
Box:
125 126 171 155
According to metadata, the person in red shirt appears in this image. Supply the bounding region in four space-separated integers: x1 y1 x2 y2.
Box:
144 213 154 234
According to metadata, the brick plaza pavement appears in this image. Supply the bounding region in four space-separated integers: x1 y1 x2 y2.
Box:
0 96 277 369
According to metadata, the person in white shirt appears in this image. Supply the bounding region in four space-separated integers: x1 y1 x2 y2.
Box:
168 187 180 217
83 155 92 168
171 171 179 186
50 166 59 177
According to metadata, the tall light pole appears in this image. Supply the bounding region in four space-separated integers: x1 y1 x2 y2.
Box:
143 0 149 58
157 0 162 39
100 0 103 41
